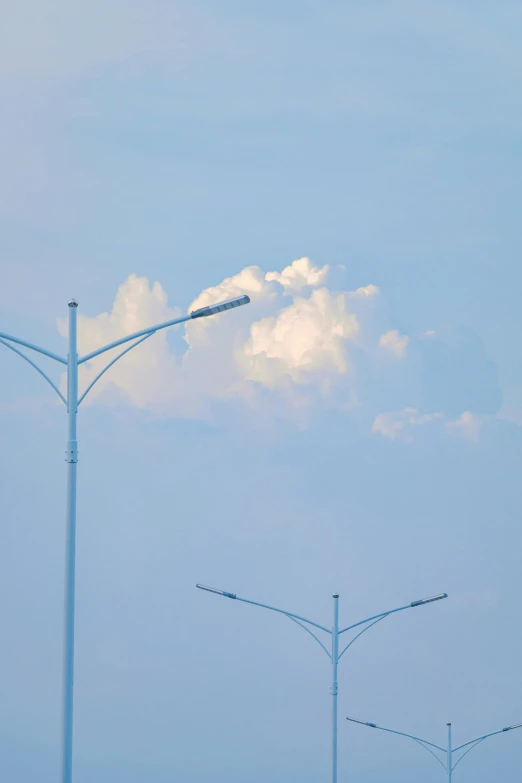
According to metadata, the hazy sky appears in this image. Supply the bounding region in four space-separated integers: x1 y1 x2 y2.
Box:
2 2 522 781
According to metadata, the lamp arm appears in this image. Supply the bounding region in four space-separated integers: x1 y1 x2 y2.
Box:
0 338 66 404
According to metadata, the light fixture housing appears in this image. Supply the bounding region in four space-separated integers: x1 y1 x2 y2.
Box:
191 295 250 319
346 717 377 728
411 593 448 607
196 584 237 599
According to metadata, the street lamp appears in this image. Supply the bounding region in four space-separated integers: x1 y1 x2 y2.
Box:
346 715 522 781
0 292 250 783
196 584 447 783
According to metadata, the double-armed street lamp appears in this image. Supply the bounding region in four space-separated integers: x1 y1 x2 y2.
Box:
197 584 447 782
0 292 250 783
346 715 522 781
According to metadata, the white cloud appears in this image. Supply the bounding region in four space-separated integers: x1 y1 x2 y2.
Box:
265 257 329 292
55 260 487 436
372 408 443 440
373 408 483 442
57 260 385 420
352 284 380 299
241 288 359 388
58 274 183 411
445 411 481 442
379 329 409 359
189 265 272 311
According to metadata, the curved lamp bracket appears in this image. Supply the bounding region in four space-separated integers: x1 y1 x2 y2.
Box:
0 338 66 405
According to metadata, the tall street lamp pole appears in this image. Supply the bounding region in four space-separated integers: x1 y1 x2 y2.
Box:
196 584 447 782
0 292 250 783
346 715 522 780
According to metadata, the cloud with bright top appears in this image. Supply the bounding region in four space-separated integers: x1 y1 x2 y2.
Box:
379 329 409 359
56 256 498 437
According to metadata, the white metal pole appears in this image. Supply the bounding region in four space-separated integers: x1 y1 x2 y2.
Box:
447 722 452 783
61 299 79 783
332 594 339 783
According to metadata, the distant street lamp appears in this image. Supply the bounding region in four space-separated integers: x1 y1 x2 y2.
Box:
0 293 250 783
197 584 447 783
346 715 522 781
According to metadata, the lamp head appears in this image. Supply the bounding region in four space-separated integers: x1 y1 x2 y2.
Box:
191 295 250 319
196 584 237 599
411 593 448 607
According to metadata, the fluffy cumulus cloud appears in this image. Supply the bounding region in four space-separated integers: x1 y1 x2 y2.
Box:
188 265 273 312
352 284 379 300
241 289 359 389
372 408 482 442
55 259 383 419
379 329 408 359
55 256 497 436
265 257 329 292
445 411 481 442
58 274 183 411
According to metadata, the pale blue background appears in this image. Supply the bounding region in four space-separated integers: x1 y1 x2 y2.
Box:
2 2 522 781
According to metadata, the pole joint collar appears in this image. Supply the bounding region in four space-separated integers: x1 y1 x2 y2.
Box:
65 441 78 463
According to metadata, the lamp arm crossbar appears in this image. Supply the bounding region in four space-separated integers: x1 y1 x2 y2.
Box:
78 332 154 405
372 725 444 752
454 728 510 752
284 614 332 659
340 603 412 635
79 314 191 364
337 616 387 661
234 595 331 633
411 738 448 771
0 331 66 364
347 719 445 753
452 723 522 766
451 738 486 771
0 338 67 405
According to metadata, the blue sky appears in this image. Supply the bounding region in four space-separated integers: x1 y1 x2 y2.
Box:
2 1 522 781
